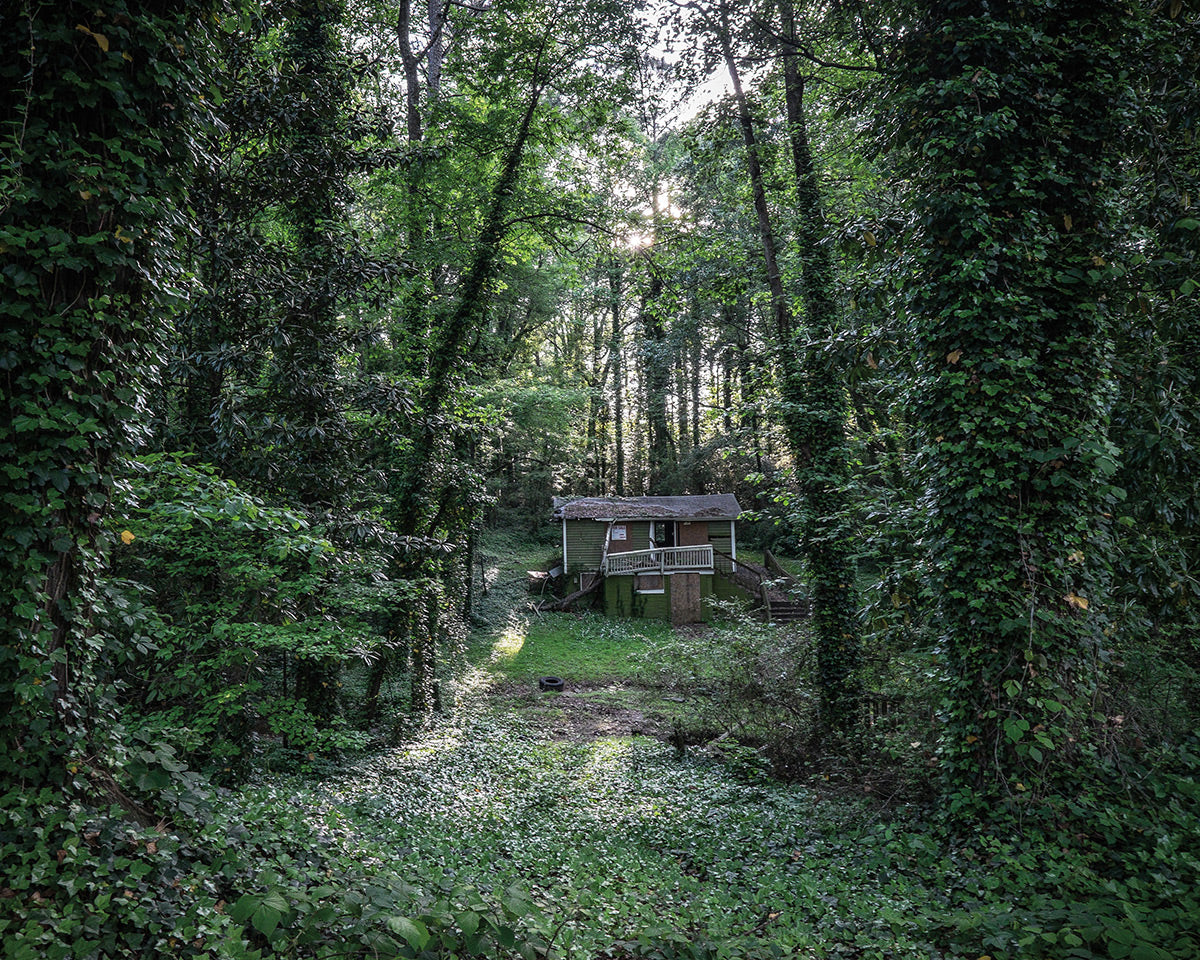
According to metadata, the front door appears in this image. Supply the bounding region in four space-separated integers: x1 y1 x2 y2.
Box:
676 521 707 548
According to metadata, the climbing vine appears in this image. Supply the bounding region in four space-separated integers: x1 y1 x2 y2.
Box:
878 0 1139 799
0 2 216 786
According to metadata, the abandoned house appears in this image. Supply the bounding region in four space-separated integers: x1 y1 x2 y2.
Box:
552 494 745 624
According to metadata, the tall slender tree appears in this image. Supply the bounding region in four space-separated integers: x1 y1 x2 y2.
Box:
773 0 862 731
696 0 862 729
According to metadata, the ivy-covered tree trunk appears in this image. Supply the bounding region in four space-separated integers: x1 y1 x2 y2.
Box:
610 258 626 495
389 55 547 527
775 0 861 731
383 51 548 718
1108 2 1200 705
271 0 355 515
882 0 1136 797
0 3 213 788
717 0 860 730
639 266 677 490
270 0 362 719
172 22 281 471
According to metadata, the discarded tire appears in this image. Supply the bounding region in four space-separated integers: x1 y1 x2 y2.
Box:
538 676 565 693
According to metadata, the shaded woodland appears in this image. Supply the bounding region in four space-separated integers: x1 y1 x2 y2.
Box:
2 0 1198 957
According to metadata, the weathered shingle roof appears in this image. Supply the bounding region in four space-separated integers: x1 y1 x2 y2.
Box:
552 494 743 521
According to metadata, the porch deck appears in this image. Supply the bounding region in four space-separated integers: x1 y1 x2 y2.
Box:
602 544 714 576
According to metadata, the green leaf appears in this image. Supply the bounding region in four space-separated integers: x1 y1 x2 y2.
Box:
252 902 282 938
496 925 517 949
1003 717 1029 743
230 894 259 924
457 910 481 936
385 916 430 950
261 889 289 914
1106 924 1136 945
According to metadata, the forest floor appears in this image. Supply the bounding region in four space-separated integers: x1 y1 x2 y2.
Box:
265 531 1195 960
287 534 968 958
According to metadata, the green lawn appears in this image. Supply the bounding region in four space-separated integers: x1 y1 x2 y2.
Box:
482 612 671 686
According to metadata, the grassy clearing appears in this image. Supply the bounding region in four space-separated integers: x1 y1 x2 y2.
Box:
483 612 673 687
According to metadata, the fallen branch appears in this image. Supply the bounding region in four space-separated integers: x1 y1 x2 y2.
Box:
538 573 603 612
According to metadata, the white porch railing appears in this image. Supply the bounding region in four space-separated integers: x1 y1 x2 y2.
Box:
602 544 714 576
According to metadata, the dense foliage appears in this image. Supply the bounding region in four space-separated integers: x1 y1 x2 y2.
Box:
2 0 1198 956
1 0 218 788
878 0 1136 799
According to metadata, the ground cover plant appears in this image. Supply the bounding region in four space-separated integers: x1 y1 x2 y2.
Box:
3 531 1197 960
287 598 1200 960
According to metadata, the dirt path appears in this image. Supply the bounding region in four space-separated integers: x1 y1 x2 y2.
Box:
488 678 673 743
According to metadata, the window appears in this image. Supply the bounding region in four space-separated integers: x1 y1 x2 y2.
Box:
635 573 664 594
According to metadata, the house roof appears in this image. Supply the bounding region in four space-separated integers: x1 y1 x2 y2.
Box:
552 494 743 521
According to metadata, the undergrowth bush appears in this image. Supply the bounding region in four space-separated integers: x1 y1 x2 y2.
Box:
103 455 401 779
632 606 819 773
0 776 555 960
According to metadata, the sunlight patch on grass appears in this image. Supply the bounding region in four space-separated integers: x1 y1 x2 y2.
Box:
456 612 533 704
386 728 467 767
454 659 500 706
492 625 527 661
576 736 633 784
481 612 662 685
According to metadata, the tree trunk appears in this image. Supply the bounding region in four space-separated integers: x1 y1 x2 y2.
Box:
610 259 626 495
775 0 861 731
384 45 549 719
1 1 215 788
886 0 1134 795
640 266 676 490
691 325 702 450
397 0 424 142
715 5 789 345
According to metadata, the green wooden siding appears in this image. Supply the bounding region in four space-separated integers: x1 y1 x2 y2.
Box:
602 571 733 621
605 574 672 619
563 520 607 580
712 573 746 602
707 520 732 558
565 515 739 614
